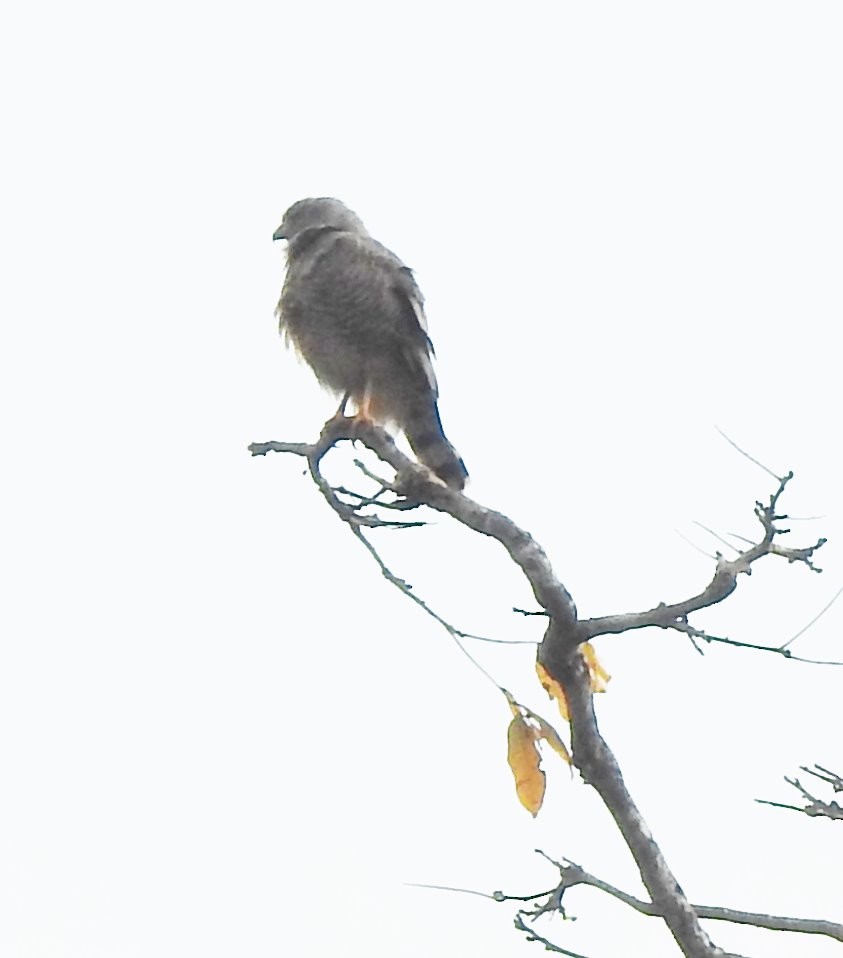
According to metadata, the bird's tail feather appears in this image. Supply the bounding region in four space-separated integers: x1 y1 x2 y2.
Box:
404 401 468 491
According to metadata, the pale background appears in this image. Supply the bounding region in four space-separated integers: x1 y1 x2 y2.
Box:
1 3 840 956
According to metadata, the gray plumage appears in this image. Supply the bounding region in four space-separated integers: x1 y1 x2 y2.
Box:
273 198 467 490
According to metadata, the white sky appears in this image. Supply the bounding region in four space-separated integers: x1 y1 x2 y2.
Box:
2 3 841 956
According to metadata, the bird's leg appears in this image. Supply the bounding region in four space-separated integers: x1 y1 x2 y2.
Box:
350 385 377 425
318 393 353 449
322 391 352 428
348 386 379 451
336 391 352 419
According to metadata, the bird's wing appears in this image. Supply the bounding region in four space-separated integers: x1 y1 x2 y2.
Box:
364 240 439 396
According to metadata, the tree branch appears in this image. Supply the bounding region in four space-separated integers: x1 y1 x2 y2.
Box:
525 855 843 944
513 913 593 957
656 620 843 666
582 473 825 642
757 765 843 822
251 420 832 958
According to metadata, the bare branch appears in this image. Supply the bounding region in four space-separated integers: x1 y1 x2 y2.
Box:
253 417 580 621
583 473 826 642
527 855 842 944
807 764 843 791
251 422 524 683
248 434 419 528
252 419 832 958
693 521 741 555
513 913 591 957
675 529 719 561
351 456 395 490
780 585 843 649
659 620 843 666
404 881 497 900
754 798 806 813
714 427 781 480
405 880 556 903
409 852 842 955
758 768 843 822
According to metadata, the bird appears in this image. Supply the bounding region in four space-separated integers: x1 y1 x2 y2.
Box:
273 197 468 490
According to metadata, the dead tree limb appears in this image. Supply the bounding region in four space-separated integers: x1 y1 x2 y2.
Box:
514 853 843 948
250 417 833 957
757 764 843 821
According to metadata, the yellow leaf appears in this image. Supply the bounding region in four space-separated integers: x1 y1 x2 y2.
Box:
582 642 611 692
536 645 611 713
535 661 570 720
502 688 522 719
535 717 572 766
507 715 546 816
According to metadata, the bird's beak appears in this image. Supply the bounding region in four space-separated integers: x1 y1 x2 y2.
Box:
272 225 286 241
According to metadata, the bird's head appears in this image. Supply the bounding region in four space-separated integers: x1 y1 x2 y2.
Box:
272 197 366 242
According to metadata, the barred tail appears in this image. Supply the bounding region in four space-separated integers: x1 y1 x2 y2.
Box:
404 400 468 490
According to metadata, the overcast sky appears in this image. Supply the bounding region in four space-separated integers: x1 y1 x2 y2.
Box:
2 3 841 957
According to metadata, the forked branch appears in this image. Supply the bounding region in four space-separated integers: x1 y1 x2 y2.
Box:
250 418 834 957
511 853 842 953
757 764 843 821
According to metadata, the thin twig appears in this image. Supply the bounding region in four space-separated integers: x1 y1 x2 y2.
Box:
533 854 843 944
780 585 843 649
727 531 756 546
405 881 556 903
757 770 843 821
693 521 740 555
661 620 843 666
584 472 827 643
807 765 843 790
755 799 805 813
715 427 781 480
350 525 503 687
404 882 496 900
675 529 718 561
513 914 591 958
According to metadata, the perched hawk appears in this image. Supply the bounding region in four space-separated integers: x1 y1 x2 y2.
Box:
273 198 468 490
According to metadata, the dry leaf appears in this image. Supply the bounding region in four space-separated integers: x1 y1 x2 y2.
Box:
507 715 546 816
503 688 522 719
535 717 572 766
535 661 570 720
582 642 611 692
536 644 611 716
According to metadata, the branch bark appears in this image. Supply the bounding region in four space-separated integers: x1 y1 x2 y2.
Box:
521 857 843 945
250 418 832 957
757 765 843 822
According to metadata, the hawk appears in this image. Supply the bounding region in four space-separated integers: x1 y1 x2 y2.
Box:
273 198 468 490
